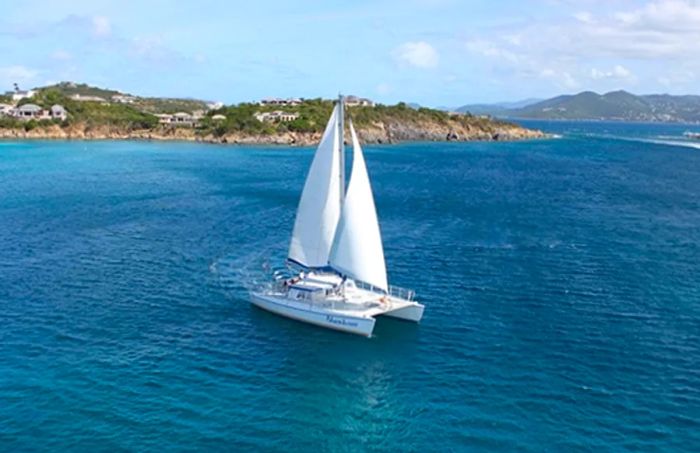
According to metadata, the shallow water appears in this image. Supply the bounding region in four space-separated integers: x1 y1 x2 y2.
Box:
1 124 699 451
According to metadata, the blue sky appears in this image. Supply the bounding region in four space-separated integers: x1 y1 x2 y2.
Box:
1 0 699 106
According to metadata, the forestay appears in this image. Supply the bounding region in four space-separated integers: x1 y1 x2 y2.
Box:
329 121 388 292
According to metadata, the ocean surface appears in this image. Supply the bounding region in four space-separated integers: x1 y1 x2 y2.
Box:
1 121 699 451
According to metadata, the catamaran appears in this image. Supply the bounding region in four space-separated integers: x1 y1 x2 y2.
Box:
250 96 424 337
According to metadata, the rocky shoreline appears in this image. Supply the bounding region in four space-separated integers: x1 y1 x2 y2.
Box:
0 121 546 146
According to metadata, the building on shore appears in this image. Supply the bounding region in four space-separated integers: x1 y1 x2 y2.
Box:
0 103 13 116
155 112 199 127
173 112 196 125
254 110 300 123
70 94 108 103
259 98 302 106
7 90 36 102
345 95 374 107
6 103 68 121
112 94 137 104
50 104 67 121
13 104 44 119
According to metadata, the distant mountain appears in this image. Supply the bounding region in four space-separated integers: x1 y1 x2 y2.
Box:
455 98 543 115
459 90 700 123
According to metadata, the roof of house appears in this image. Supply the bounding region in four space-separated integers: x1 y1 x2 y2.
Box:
51 104 66 112
18 104 42 112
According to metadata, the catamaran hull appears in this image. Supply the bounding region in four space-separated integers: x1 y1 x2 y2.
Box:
250 293 376 337
382 303 424 322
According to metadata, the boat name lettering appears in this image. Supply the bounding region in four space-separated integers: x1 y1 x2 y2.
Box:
326 315 358 327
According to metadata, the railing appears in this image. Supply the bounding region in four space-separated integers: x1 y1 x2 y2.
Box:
354 280 416 302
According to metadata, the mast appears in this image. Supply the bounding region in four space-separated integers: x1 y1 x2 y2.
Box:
338 94 345 205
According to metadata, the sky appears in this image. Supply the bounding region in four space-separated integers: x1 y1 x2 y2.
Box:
1 0 700 107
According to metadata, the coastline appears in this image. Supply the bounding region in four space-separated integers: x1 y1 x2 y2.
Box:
0 122 547 146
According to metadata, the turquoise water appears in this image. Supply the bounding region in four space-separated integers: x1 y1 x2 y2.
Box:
1 123 699 451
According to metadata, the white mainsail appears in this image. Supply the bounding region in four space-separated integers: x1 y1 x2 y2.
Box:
288 104 342 268
329 121 388 292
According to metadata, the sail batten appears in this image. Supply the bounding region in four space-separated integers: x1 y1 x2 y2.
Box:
329 121 388 292
287 104 342 268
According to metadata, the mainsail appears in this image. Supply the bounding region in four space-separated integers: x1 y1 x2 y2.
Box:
329 121 388 292
288 104 342 268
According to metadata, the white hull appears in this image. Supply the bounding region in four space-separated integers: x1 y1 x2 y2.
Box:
250 293 377 337
381 303 424 322
250 286 424 337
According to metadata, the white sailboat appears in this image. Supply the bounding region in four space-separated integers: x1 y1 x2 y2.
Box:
250 96 424 337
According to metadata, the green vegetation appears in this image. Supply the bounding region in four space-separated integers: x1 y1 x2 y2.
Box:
198 99 508 137
0 116 21 128
0 82 517 138
134 98 209 114
42 82 121 99
22 88 159 129
40 82 209 114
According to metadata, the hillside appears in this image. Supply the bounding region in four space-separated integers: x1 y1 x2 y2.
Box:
0 83 545 144
41 82 211 113
460 91 700 123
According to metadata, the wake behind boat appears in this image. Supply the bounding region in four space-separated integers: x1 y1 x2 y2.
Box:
251 96 424 337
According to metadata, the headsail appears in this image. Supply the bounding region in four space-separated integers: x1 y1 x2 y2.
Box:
329 121 388 292
288 104 342 268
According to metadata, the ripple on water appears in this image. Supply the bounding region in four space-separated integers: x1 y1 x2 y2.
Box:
0 137 699 451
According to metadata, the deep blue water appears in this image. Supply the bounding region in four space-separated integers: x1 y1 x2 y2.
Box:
1 122 699 451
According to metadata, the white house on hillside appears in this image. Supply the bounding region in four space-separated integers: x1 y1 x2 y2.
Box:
7 103 68 121
70 94 107 102
155 112 199 127
112 94 137 104
345 95 374 107
14 104 44 119
254 111 299 122
259 98 302 106
11 90 36 102
50 104 67 121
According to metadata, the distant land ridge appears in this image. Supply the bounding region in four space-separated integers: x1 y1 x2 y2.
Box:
457 91 700 124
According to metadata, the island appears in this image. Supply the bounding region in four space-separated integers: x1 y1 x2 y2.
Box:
0 82 545 145
457 90 700 124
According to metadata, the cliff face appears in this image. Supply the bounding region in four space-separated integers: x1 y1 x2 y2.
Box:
0 120 545 145
356 119 545 144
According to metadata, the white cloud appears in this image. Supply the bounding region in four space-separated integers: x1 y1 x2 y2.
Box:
51 49 72 61
657 70 696 87
92 16 111 37
0 65 39 85
540 68 579 89
574 12 594 23
590 64 633 80
465 39 520 64
461 0 700 92
393 41 439 68
376 83 392 95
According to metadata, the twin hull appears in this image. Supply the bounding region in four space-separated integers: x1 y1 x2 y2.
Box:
250 293 424 337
